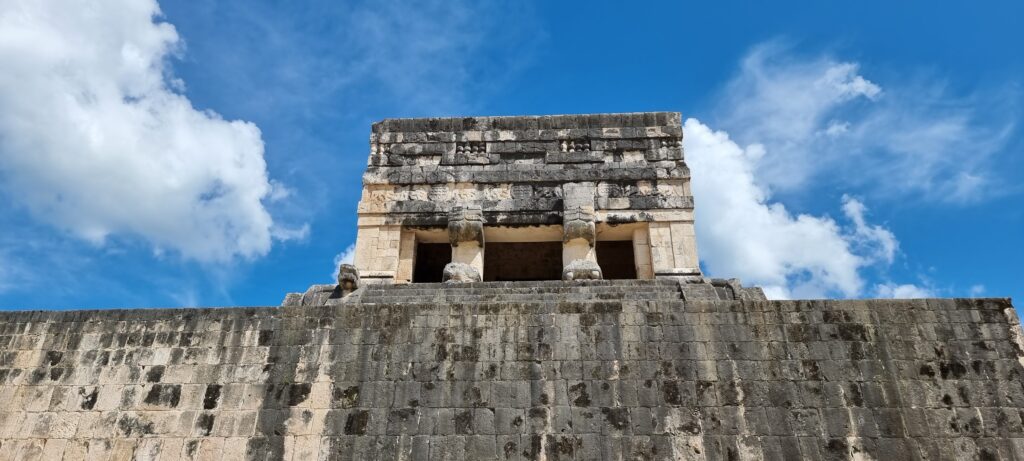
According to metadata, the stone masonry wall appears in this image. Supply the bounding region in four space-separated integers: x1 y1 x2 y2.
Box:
354 112 700 284
1 290 1023 460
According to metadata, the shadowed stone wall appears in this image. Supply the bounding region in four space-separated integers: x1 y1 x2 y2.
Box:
1 284 1023 460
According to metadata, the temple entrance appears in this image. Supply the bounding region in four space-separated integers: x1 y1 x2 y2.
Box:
596 240 637 279
483 242 562 281
412 242 451 283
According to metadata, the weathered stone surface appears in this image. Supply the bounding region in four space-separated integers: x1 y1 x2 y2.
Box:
1 288 1022 460
562 205 596 246
351 112 702 285
337 264 360 296
3 112 1021 460
447 206 484 247
561 259 602 281
442 262 482 284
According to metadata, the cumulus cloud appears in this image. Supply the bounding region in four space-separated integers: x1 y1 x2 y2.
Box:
686 44 1013 299
874 283 935 299
686 119 895 299
0 0 299 262
841 194 898 265
716 42 1011 202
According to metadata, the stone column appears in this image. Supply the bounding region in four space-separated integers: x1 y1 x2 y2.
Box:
561 183 602 280
562 205 597 264
648 221 702 281
447 205 485 279
632 227 655 279
395 230 416 284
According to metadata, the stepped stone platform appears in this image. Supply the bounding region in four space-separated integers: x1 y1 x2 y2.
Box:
2 112 1022 460
1 281 1023 460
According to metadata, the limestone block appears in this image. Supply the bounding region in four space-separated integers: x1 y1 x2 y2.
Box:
337 264 360 296
447 206 484 247
648 222 675 271
669 221 700 272
633 228 655 280
562 205 596 247
451 243 484 275
443 262 481 284
194 438 225 461
40 439 69 461
562 259 603 281
562 239 596 269
395 231 416 284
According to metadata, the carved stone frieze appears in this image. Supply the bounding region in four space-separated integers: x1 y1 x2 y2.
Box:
447 205 484 247
563 205 596 246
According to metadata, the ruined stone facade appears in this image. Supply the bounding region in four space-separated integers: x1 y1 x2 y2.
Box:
0 113 1023 461
353 113 700 285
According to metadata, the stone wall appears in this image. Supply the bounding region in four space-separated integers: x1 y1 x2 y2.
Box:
1 285 1023 460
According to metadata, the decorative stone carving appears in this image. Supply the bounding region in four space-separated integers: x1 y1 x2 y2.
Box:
409 185 430 201
337 264 360 296
447 205 484 247
562 259 602 281
483 184 512 201
455 141 486 153
560 139 591 152
428 184 448 201
511 183 533 199
354 113 705 284
597 182 622 197
534 185 561 198
452 187 478 202
442 262 481 284
562 205 596 247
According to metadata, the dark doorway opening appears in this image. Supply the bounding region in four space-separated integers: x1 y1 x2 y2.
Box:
597 241 637 280
413 243 451 283
484 242 562 281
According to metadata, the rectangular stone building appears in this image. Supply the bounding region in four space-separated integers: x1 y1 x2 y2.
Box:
353 112 700 284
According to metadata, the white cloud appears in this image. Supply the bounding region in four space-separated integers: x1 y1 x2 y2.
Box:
716 42 1011 202
0 0 298 262
686 43 1014 299
686 119 894 299
874 283 935 299
841 195 898 265
331 244 356 281
969 284 986 297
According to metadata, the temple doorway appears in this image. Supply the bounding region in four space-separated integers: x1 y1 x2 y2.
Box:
483 242 563 281
412 242 451 283
596 240 637 279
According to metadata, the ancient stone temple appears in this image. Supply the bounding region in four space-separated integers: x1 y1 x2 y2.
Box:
1 113 1023 461
350 112 700 285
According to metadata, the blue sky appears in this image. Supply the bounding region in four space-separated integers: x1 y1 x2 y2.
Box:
0 0 1021 309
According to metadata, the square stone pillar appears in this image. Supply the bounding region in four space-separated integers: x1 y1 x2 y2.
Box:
448 205 485 278
561 183 601 280
648 221 701 280
395 230 417 284
632 227 655 279
562 205 597 265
